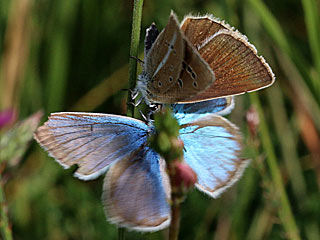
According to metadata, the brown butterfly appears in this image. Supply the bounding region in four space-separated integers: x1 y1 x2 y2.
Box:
136 12 275 104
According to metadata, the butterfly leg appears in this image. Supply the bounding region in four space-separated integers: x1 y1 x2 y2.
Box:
127 96 143 108
138 109 148 122
149 103 162 111
123 88 140 100
129 56 144 68
131 89 140 100
144 103 162 122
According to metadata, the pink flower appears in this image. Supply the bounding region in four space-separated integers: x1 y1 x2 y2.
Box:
0 109 16 129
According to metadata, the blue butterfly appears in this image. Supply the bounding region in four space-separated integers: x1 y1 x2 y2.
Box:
34 98 248 232
172 96 234 125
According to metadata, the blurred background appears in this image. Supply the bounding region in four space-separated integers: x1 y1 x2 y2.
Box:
0 0 319 239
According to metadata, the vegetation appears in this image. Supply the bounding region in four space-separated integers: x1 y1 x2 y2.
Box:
1 0 319 239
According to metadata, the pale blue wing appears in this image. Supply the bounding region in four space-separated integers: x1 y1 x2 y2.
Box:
34 112 150 180
179 114 249 198
102 146 171 232
173 97 234 125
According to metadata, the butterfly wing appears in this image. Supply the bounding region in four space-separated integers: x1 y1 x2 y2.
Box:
139 12 215 104
181 14 230 48
102 146 171 232
155 40 215 103
143 12 185 94
187 29 275 101
179 114 249 198
34 112 150 180
173 97 234 125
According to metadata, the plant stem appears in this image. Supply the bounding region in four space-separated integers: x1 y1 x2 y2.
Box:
249 93 301 240
169 202 180 240
118 228 125 240
119 0 144 239
127 0 144 118
0 176 13 240
301 0 320 99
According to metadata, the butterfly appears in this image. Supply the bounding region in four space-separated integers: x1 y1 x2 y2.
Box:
136 11 275 104
173 96 235 125
34 102 248 231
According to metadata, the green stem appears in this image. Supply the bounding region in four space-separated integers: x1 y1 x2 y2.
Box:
167 163 183 240
169 201 180 240
118 228 125 240
127 0 144 118
119 0 144 239
249 93 301 240
301 0 320 99
0 176 13 240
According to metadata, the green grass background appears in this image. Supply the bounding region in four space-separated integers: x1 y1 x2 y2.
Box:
1 0 320 239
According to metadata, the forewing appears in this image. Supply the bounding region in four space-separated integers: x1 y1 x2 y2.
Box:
181 15 230 48
34 112 149 180
155 41 215 103
179 115 249 198
145 12 184 94
102 146 171 232
187 30 275 102
145 12 215 104
173 97 234 125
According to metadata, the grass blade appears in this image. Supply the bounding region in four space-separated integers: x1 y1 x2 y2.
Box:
250 93 301 240
301 0 320 96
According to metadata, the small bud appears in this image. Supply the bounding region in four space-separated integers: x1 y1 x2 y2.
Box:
170 138 184 149
149 107 183 162
246 106 259 138
158 132 171 152
171 161 197 190
0 109 16 129
0 111 42 165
